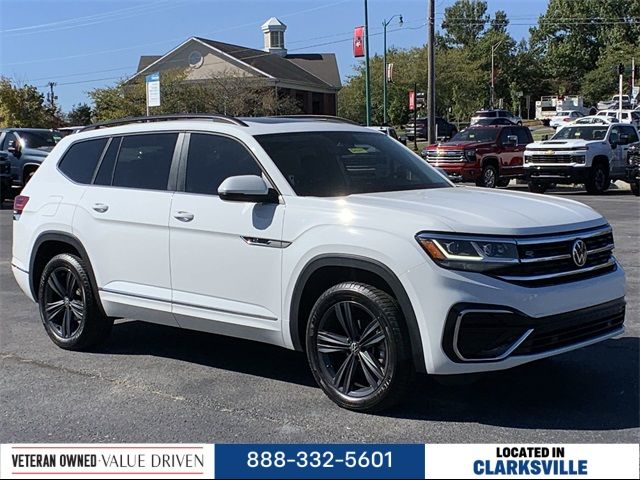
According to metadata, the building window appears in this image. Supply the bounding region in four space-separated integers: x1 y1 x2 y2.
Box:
269 31 283 48
188 50 204 68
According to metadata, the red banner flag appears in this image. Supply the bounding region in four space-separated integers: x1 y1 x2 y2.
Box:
408 90 415 112
353 26 365 57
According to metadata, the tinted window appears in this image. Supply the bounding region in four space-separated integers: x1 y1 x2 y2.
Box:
515 127 531 145
451 127 499 142
1 132 18 150
16 130 62 150
112 133 177 190
58 138 108 184
476 111 496 118
498 127 512 144
552 126 608 141
94 137 121 186
620 126 639 144
256 131 450 197
185 133 262 195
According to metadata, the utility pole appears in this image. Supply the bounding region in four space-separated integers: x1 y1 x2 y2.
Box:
619 63 624 120
426 0 436 144
382 14 403 125
47 82 57 109
490 40 503 109
364 0 371 126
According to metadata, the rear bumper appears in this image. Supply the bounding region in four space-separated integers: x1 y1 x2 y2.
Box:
524 165 589 184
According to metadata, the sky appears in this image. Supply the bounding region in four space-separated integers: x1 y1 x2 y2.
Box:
0 0 549 112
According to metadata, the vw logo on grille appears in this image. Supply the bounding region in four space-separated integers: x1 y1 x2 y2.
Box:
572 239 588 267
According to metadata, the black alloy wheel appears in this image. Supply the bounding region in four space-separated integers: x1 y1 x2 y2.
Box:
42 266 85 340
306 282 412 412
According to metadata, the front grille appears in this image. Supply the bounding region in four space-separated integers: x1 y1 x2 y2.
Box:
528 154 575 163
514 301 625 355
425 150 465 162
493 225 616 287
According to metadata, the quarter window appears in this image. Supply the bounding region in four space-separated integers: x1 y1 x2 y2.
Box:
94 137 121 186
112 133 178 190
58 138 108 184
185 133 262 195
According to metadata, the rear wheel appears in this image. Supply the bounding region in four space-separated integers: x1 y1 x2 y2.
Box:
38 253 113 350
528 181 549 194
477 164 498 188
585 163 610 194
306 282 413 412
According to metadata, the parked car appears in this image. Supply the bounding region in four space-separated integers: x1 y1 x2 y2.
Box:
0 152 11 203
58 126 84 137
596 110 640 127
12 114 626 412
549 110 584 129
472 117 516 126
597 95 632 111
366 126 406 145
571 115 616 125
422 125 533 188
524 122 640 194
627 141 640 196
405 117 457 141
470 109 522 126
0 128 63 188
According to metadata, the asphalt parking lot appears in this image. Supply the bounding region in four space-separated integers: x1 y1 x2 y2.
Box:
1 185 638 444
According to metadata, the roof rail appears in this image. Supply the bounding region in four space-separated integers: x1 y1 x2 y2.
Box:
269 115 360 125
80 113 248 132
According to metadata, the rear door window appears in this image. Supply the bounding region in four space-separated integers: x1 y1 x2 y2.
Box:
58 138 108 184
94 137 121 186
111 133 178 190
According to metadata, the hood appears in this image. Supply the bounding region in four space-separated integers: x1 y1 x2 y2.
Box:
426 140 492 150
344 187 605 236
526 138 594 150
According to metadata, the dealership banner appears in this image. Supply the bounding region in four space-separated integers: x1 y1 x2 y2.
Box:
1 444 638 479
353 26 365 57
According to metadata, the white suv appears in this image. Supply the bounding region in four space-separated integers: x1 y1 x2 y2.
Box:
11 115 626 412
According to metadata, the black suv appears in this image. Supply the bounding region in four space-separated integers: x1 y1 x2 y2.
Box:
0 128 62 189
405 117 458 141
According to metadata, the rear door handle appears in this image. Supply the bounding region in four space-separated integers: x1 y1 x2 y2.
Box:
173 211 194 222
92 203 109 213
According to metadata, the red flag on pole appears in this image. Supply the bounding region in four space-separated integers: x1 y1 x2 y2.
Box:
353 26 365 57
408 90 415 111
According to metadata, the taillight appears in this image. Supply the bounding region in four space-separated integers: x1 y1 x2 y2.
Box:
13 195 29 218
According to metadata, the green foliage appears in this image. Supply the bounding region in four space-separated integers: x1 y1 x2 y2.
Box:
0 77 60 128
581 42 640 105
66 103 93 126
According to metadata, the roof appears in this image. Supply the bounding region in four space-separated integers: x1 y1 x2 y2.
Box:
136 55 162 73
286 54 341 88
194 37 337 89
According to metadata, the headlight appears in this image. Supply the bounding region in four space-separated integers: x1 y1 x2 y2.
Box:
573 155 586 164
464 149 476 162
524 154 531 163
416 233 518 272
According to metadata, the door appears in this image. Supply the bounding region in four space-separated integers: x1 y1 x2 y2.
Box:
169 132 285 344
1 132 20 183
613 126 639 177
497 127 519 176
73 133 181 326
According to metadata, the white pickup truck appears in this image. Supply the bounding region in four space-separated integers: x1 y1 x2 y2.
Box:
524 122 639 194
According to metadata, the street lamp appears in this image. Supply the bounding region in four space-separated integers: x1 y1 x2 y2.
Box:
382 14 403 125
490 39 503 109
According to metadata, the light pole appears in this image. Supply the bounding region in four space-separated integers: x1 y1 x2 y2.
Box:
382 14 403 125
490 39 503 109
364 0 371 125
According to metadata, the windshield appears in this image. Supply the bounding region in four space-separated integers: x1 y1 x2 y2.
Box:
475 111 496 118
551 126 608 141
17 130 62 150
451 128 499 142
556 111 572 116
255 131 450 197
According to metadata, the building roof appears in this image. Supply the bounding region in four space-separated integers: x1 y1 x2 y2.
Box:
134 37 340 91
136 55 162 72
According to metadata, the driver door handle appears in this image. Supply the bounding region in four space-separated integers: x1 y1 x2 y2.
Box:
173 211 194 222
92 203 109 213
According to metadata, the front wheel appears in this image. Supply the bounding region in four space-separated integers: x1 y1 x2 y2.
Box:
38 253 113 350
585 163 610 194
477 164 498 188
306 282 413 412
528 181 549 194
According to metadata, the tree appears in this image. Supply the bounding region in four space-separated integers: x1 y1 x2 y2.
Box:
66 103 93 126
441 0 489 48
0 77 58 128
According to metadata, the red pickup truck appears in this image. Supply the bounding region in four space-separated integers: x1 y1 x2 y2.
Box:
422 125 533 187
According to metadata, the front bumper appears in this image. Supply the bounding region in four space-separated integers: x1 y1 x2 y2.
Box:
524 165 589 184
426 162 479 182
401 258 626 374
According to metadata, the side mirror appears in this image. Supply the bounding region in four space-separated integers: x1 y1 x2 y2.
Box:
218 175 279 203
7 139 21 156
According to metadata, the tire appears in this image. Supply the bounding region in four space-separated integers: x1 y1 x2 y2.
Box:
585 163 610 194
305 282 413 412
528 181 549 194
631 181 640 196
477 164 498 188
38 253 113 351
497 178 510 188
